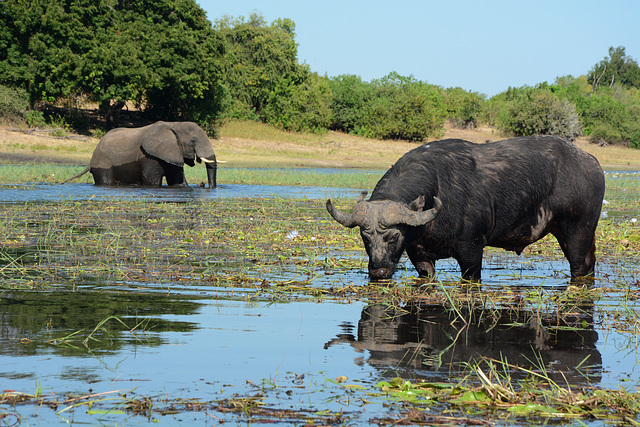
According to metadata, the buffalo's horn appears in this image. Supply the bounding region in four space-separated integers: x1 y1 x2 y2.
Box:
326 192 368 228
398 196 442 226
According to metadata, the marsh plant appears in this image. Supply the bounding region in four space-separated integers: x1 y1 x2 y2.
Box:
1 176 639 424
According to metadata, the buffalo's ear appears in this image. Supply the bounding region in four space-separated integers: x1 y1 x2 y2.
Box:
408 195 426 212
140 122 184 166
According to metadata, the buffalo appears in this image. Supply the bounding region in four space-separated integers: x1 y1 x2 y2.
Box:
326 135 605 281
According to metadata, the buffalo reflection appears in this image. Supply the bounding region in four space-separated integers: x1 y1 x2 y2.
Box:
325 301 601 385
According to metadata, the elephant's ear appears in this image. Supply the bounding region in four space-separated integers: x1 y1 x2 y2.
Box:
140 123 184 166
195 138 216 160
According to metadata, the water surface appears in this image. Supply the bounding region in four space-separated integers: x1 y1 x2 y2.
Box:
0 172 638 425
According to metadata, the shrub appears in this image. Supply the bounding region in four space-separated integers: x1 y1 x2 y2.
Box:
328 74 372 133
631 130 640 149
0 85 30 122
330 72 446 141
263 72 333 133
579 86 640 146
25 110 47 128
441 87 485 129
494 86 582 140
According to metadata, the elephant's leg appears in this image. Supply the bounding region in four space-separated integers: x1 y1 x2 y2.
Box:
205 162 217 188
90 167 115 186
164 163 188 186
140 158 165 186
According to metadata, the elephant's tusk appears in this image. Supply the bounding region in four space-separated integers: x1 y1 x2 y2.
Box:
202 158 227 164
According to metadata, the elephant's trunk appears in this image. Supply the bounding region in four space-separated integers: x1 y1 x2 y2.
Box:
202 157 217 188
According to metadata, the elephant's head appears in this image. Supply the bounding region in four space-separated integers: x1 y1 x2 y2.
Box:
140 121 217 188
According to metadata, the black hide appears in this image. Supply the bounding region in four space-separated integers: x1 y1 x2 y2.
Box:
331 135 605 281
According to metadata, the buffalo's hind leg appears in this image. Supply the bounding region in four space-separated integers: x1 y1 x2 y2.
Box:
553 221 597 279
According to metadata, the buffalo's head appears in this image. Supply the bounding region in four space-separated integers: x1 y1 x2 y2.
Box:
326 192 442 281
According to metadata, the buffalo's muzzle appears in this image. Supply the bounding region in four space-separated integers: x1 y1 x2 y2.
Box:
369 267 393 281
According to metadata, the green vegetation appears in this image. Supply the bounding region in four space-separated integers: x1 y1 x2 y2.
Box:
2 0 640 146
0 178 639 423
329 72 448 141
0 85 29 122
0 0 225 129
0 165 383 188
215 13 332 133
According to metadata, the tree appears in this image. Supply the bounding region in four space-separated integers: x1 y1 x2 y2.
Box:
0 1 94 104
0 0 226 129
328 74 373 133
355 73 447 141
441 87 485 129
125 0 226 128
264 73 333 132
588 46 640 91
215 13 306 121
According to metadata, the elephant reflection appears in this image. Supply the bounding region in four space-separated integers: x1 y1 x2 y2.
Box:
325 302 601 385
66 121 217 188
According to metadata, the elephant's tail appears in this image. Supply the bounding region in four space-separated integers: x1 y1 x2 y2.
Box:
63 165 90 183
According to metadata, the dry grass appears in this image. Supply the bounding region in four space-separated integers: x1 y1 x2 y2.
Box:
1 120 640 170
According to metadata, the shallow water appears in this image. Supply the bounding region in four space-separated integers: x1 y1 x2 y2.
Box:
1 172 639 425
0 182 363 203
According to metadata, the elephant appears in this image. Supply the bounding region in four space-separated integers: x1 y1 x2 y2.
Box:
66 121 217 188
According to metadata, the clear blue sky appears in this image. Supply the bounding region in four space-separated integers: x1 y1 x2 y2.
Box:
199 0 640 97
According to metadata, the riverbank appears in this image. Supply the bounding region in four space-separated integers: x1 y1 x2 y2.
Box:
1 120 640 172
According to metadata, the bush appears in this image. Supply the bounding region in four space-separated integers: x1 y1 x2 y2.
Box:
631 130 640 149
441 87 485 129
328 74 372 133
363 73 446 141
264 73 333 133
578 86 640 146
494 86 582 140
25 110 46 128
589 123 625 146
329 72 446 141
0 85 30 122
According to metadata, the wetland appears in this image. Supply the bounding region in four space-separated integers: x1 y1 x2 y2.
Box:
1 122 640 425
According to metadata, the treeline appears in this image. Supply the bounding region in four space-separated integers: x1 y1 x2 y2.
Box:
1 2 639 148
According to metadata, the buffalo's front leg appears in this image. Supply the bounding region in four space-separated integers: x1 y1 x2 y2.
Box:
455 242 484 281
405 243 436 277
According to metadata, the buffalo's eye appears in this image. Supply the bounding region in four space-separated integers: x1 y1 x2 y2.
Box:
384 231 399 244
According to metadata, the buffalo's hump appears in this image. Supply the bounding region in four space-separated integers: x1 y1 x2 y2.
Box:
371 135 603 214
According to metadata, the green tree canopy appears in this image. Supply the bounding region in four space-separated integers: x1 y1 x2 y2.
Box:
214 12 331 132
330 72 446 141
0 0 225 129
588 46 640 91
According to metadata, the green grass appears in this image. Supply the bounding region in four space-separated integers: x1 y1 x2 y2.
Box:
0 163 385 188
1 195 639 424
1 162 639 425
